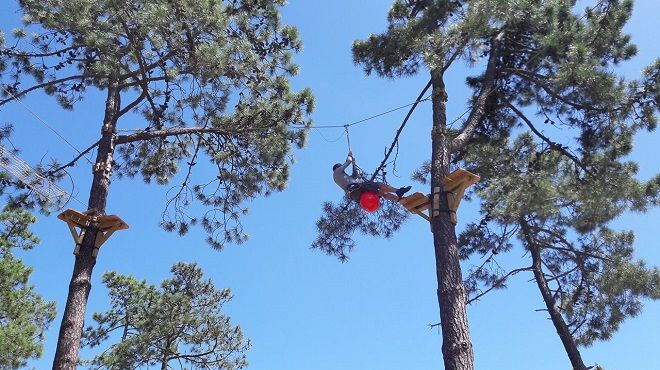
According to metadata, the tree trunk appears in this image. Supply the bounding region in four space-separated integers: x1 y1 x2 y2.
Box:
52 88 119 370
521 220 588 370
430 68 474 370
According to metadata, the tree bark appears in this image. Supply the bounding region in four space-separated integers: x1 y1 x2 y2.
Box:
430 68 474 370
52 87 119 370
520 219 588 370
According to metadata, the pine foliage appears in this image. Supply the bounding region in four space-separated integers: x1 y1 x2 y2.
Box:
0 0 314 248
317 0 659 363
83 262 249 370
0 205 56 369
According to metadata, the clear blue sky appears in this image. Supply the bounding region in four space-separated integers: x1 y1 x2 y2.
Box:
1 1 658 369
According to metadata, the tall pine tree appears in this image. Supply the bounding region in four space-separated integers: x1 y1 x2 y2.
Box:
314 1 658 369
0 1 313 368
458 131 660 370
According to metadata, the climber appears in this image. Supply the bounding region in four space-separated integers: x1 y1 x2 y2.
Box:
332 151 411 203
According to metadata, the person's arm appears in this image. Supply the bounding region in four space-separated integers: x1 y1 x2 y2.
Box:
350 154 360 178
335 156 351 174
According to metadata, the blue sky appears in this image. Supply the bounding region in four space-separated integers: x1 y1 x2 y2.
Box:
1 1 658 369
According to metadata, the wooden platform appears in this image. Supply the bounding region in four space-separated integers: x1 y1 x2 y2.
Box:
58 209 128 256
399 168 480 224
399 192 431 221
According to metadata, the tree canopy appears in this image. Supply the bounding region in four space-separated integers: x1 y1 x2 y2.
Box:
83 262 249 370
1 0 314 247
0 203 56 369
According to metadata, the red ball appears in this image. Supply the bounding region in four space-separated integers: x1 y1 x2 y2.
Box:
359 191 380 212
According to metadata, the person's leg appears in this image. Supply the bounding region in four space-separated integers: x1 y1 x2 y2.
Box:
379 183 398 194
380 192 399 202
378 182 412 198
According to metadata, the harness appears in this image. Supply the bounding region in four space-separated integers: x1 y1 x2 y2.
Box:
347 181 380 203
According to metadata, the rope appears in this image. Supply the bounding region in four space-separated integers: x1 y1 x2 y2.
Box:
344 125 352 153
370 79 432 182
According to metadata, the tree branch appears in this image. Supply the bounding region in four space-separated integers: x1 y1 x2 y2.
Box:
116 127 238 144
0 45 79 58
0 75 89 106
504 68 608 112
118 19 161 122
534 226 612 262
451 31 504 151
369 79 432 181
466 266 533 305
47 139 100 175
116 50 178 81
116 91 147 118
503 99 595 176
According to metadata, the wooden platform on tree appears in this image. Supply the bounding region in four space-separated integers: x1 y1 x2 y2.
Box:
399 192 431 221
399 168 480 224
58 209 128 256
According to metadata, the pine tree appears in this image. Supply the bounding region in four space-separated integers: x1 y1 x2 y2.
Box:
314 1 658 369
0 203 56 369
458 131 660 370
83 262 249 370
0 1 313 368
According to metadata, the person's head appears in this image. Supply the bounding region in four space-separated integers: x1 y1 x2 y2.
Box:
332 163 342 172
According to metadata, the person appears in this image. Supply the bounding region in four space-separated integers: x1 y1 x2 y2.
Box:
332 151 411 202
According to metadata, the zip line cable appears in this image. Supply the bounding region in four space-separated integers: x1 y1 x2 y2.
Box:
313 96 431 129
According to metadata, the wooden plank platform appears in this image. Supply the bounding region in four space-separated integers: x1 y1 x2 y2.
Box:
440 169 480 223
399 168 480 224
58 209 128 256
399 192 430 221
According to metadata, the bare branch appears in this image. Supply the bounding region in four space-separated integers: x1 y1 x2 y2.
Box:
466 266 533 304
47 139 101 176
